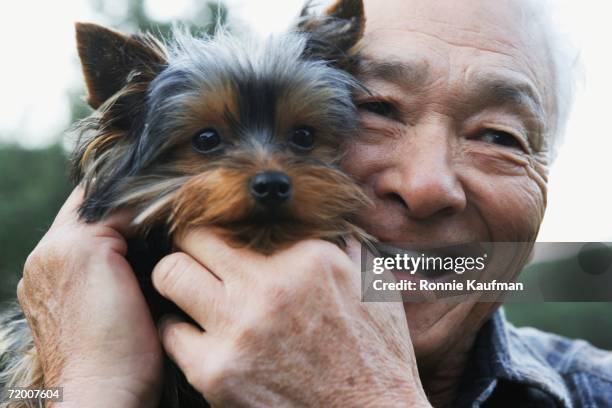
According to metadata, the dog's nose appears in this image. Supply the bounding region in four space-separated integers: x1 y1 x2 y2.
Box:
249 171 292 206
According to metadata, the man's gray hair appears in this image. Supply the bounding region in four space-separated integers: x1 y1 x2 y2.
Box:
521 0 581 159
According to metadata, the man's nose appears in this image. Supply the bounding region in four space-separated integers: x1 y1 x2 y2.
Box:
375 125 466 220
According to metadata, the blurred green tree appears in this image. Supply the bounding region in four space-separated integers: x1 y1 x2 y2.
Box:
0 144 71 300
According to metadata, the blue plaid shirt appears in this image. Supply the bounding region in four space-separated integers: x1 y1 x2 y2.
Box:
454 309 612 407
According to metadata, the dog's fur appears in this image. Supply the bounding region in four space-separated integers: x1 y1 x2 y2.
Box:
0 1 369 406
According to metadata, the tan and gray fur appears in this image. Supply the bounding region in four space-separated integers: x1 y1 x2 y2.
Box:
0 0 369 406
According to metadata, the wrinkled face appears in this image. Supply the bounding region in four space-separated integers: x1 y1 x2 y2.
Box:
344 0 553 362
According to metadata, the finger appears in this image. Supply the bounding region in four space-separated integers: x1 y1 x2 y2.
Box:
99 209 139 238
152 252 225 327
159 315 210 381
54 186 138 238
175 227 261 281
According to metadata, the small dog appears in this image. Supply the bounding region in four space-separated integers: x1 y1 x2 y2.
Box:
0 0 369 406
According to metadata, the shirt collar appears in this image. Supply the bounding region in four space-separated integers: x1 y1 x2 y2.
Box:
455 308 572 407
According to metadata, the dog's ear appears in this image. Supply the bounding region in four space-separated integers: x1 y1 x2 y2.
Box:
297 0 365 67
73 24 167 221
76 22 167 109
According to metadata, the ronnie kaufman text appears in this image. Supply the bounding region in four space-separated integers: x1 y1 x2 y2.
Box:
372 279 524 292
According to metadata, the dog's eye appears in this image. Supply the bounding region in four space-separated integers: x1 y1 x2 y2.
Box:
192 128 222 153
290 126 315 151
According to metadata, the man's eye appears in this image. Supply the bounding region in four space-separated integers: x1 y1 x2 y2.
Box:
475 129 523 150
358 101 396 119
289 126 315 151
192 128 222 153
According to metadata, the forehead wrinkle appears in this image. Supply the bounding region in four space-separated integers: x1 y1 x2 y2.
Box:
357 57 431 91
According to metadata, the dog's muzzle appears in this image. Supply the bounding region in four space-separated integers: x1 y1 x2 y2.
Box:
249 171 292 207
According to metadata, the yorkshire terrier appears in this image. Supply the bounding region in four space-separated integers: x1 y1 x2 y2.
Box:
0 0 370 406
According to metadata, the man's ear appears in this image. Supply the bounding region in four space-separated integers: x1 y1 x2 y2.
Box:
76 22 167 109
297 0 365 66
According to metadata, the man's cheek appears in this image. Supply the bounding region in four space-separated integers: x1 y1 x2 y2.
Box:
465 173 546 242
342 148 375 182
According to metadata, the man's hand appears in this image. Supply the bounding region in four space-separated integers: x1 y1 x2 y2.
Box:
18 187 163 408
154 230 430 407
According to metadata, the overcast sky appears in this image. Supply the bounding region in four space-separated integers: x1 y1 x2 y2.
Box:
0 0 610 241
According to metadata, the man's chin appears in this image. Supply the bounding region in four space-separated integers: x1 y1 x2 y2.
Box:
402 302 495 362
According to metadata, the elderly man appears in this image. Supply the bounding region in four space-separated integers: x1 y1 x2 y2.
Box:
15 0 611 406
